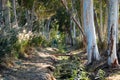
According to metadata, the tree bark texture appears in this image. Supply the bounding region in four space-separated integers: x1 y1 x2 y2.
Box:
107 0 119 67
83 0 100 64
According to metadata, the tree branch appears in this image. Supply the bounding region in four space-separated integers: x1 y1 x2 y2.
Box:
61 0 85 38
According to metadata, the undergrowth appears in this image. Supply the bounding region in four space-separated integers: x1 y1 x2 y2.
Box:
54 55 106 80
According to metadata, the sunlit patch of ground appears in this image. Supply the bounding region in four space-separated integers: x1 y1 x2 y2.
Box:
0 47 58 80
106 75 120 80
0 47 120 80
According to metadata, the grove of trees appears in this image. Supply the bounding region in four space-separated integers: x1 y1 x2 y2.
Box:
0 0 120 79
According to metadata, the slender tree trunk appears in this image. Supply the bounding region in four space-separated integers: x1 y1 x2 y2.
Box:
73 21 76 45
61 0 85 39
104 7 108 39
70 17 73 46
107 0 119 67
47 18 51 40
83 0 100 65
26 10 30 30
99 0 103 41
80 0 87 48
116 1 119 48
71 0 76 45
0 0 2 27
45 18 51 40
94 10 102 43
4 0 10 27
29 1 35 31
12 0 17 27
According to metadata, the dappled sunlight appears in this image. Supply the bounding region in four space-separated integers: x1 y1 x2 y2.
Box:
0 0 120 80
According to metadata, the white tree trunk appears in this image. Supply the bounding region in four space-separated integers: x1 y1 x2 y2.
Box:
83 0 100 64
116 1 119 47
108 0 119 67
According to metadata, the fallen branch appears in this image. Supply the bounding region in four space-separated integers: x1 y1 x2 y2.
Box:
52 54 73 57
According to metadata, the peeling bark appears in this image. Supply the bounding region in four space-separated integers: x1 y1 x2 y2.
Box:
107 0 119 67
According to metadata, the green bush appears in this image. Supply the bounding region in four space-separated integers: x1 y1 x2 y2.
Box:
0 29 18 58
29 35 49 47
13 40 29 58
95 69 106 80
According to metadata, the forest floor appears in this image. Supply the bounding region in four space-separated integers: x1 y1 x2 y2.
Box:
0 46 120 80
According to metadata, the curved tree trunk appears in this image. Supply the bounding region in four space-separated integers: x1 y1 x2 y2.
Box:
107 0 119 67
83 0 100 65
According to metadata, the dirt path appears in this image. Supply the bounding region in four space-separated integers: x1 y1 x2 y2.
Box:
0 47 120 80
0 47 58 80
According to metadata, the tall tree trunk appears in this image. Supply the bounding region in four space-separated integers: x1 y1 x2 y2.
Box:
29 1 35 31
70 17 73 46
71 0 76 45
94 10 102 43
12 0 18 27
73 21 76 45
4 0 10 28
80 0 87 48
26 10 30 30
0 0 2 27
45 18 51 40
103 7 108 39
107 0 119 67
116 1 119 48
99 0 103 41
47 18 51 40
83 0 100 65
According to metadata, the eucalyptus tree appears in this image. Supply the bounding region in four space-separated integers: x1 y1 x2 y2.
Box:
83 0 100 65
107 0 119 67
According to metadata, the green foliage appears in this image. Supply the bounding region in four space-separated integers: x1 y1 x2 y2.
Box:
18 0 34 9
95 69 106 80
30 36 43 46
54 7 70 31
29 35 49 47
54 56 90 80
7 0 11 7
57 33 66 53
13 40 29 57
50 21 59 40
75 37 84 49
97 40 107 51
17 9 27 26
0 29 18 58
49 21 67 53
